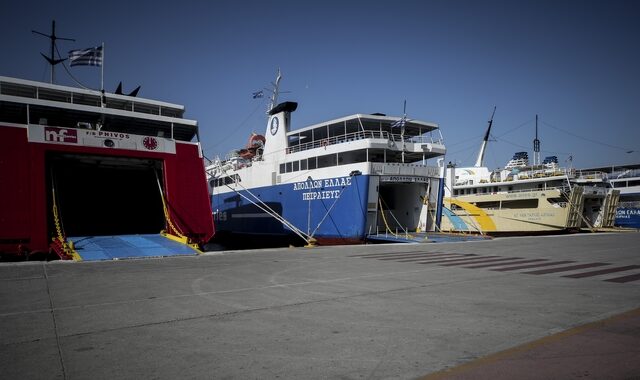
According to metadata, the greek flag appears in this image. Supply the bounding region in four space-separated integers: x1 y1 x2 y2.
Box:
390 116 406 129
68 46 103 67
252 90 264 99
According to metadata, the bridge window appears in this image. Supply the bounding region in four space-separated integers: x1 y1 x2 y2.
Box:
475 201 499 209
612 181 626 188
317 153 337 168
500 199 538 209
338 149 367 164
328 122 345 138
308 157 317 169
313 126 328 141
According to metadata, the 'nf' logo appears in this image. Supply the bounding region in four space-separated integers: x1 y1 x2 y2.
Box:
44 127 78 143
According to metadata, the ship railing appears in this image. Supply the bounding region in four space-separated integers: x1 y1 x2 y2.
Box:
488 185 570 195
206 153 255 175
370 162 439 177
0 77 184 117
611 169 640 179
286 130 443 154
574 170 607 180
618 200 640 208
578 185 608 196
501 167 572 180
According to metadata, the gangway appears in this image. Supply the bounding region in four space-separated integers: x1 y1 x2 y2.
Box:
66 234 200 261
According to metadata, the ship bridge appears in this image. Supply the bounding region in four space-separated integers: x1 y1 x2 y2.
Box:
285 113 445 163
0 76 198 141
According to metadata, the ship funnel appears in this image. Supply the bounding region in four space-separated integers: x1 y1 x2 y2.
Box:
262 101 298 160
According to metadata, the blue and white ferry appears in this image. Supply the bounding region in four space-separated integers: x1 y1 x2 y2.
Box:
206 72 446 245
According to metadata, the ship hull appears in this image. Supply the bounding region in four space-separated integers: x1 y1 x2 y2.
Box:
615 206 640 228
0 123 214 258
211 174 371 244
440 189 572 234
615 192 640 229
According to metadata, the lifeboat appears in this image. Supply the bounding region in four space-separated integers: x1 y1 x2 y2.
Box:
238 133 266 159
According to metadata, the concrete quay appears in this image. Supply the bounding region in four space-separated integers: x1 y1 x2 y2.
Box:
1 232 639 379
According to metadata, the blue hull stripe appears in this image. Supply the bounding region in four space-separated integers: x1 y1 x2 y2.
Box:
442 207 469 231
212 175 370 240
615 207 640 228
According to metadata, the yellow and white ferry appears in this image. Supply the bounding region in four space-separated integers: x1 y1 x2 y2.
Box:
439 114 619 234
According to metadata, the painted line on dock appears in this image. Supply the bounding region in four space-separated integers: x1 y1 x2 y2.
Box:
439 257 525 267
351 252 640 284
394 254 472 262
416 256 500 265
378 253 468 261
563 265 640 279
464 258 547 269
348 251 434 258
492 260 575 271
523 263 610 275
604 272 640 283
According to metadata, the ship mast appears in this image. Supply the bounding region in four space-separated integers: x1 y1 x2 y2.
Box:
267 68 282 114
32 20 75 84
533 114 540 166
474 106 496 167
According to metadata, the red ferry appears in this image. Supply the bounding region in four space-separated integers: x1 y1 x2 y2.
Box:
0 76 214 260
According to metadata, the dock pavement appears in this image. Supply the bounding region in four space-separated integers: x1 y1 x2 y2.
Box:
1 232 639 379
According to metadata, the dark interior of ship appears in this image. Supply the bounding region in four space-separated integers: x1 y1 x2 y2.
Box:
46 153 166 237
377 183 426 232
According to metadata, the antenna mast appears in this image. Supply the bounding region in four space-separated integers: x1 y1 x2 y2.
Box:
474 106 496 167
32 20 75 84
401 100 407 163
533 114 540 166
267 68 282 113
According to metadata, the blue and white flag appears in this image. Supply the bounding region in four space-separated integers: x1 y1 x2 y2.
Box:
68 46 103 67
252 90 264 99
390 116 406 129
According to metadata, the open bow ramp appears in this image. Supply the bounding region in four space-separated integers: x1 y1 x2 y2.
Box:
67 234 200 261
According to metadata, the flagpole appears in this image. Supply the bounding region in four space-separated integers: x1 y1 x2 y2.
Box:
100 42 105 107
401 100 406 163
101 42 104 93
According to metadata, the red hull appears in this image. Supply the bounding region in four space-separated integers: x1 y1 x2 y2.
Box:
0 124 214 258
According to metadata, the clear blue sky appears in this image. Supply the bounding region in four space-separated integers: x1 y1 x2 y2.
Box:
2 0 638 169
